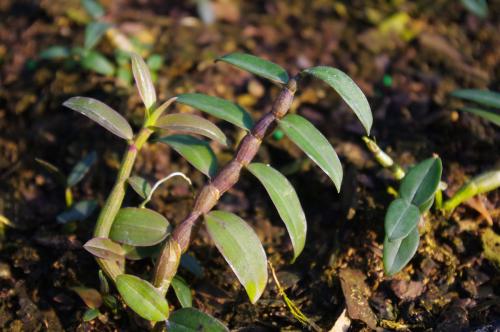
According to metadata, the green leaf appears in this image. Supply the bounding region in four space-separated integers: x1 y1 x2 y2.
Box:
180 254 204 278
98 270 109 294
384 199 420 241
131 53 156 110
116 274 169 322
176 93 253 131
83 308 100 322
147 54 164 71
451 89 500 109
169 308 229 332
71 287 102 309
127 176 152 199
67 151 97 187
81 51 115 76
303 66 372 134
459 107 500 127
247 163 306 260
84 22 110 50
460 0 488 18
171 276 192 308
204 211 267 303
155 113 228 146
81 0 105 19
383 227 420 276
278 114 342 191
217 52 289 85
110 207 170 246
63 97 133 140
57 199 98 224
157 135 217 178
83 237 126 261
39 46 71 59
399 157 442 208
122 244 161 260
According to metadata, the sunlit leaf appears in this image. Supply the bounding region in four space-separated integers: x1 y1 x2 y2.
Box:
57 199 97 224
176 93 253 131
39 46 71 60
384 198 420 241
217 53 289 85
383 227 420 276
451 89 500 109
459 107 500 127
63 96 133 140
460 0 488 18
171 276 192 308
157 135 217 178
67 151 97 187
71 287 102 309
247 163 306 260
155 113 228 146
127 176 152 199
303 66 372 134
84 22 110 50
131 53 156 110
399 157 442 208
205 211 267 303
81 51 115 76
116 274 169 321
110 207 170 246
83 308 100 322
278 114 342 191
81 0 105 19
83 237 126 261
169 308 229 332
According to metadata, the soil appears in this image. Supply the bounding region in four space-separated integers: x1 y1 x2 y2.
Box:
0 1 499 331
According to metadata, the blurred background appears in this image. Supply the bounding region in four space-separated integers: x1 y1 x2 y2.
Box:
0 0 499 331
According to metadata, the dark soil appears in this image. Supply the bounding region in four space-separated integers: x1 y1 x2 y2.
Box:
0 1 499 331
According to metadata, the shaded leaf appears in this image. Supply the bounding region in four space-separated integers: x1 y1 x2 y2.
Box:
157 135 217 177
247 163 306 260
35 158 66 185
459 107 500 127
384 198 420 241
83 237 126 261
57 200 97 224
451 89 500 109
383 227 420 276
399 157 442 208
169 308 229 332
131 53 156 110
460 0 488 18
205 211 267 303
83 308 100 322
147 54 164 71
122 244 161 260
84 22 110 50
81 51 115 76
116 274 169 321
110 207 170 246
217 52 289 85
180 254 204 278
71 287 102 309
278 114 342 191
63 97 133 140
81 0 105 19
39 46 70 60
127 176 152 199
171 276 192 308
155 113 228 146
98 270 109 294
176 93 253 131
303 66 372 134
67 151 97 187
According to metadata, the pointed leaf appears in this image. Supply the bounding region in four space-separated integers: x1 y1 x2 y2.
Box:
39 46 71 59
81 0 105 19
383 227 420 276
63 97 133 140
127 176 152 199
83 308 100 322
171 276 192 308
110 207 170 246
131 53 156 110
71 287 102 309
67 151 97 187
81 51 115 76
83 237 126 261
204 211 267 303
459 107 500 126
247 163 306 260
155 113 228 146
278 114 343 191
451 89 500 108
303 66 372 134
217 53 289 85
399 157 442 208
157 135 217 178
84 22 110 50
176 93 253 131
169 308 228 332
116 274 169 321
57 200 98 224
384 199 420 241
